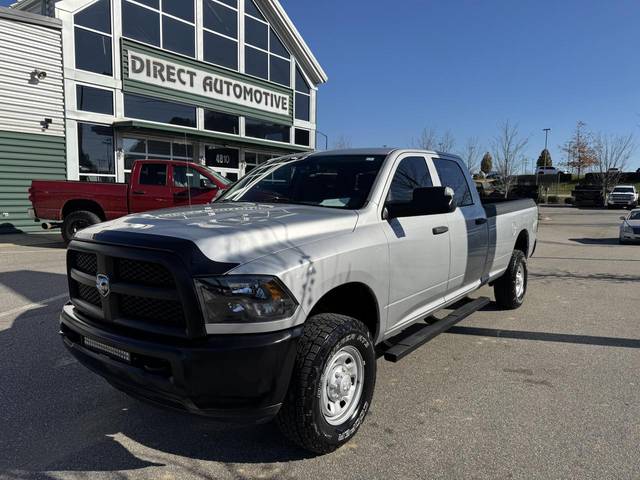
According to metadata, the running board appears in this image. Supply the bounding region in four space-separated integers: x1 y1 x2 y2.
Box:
383 297 491 363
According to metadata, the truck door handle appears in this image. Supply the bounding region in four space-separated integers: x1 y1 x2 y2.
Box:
132 190 145 195
475 217 487 225
432 226 449 235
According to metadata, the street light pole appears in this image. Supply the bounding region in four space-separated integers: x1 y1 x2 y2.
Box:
316 130 328 151
543 128 551 150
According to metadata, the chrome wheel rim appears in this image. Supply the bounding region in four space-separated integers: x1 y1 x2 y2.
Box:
320 345 364 426
515 263 525 298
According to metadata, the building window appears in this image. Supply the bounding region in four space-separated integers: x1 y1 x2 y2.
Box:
295 67 311 121
122 136 193 182
162 16 195 57
123 93 197 127
74 0 112 76
121 1 160 46
245 117 290 143
202 0 238 70
76 85 114 115
122 0 195 58
244 150 278 174
78 123 115 180
294 128 310 147
204 110 240 134
244 0 291 86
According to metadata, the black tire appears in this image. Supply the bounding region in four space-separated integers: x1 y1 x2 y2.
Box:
62 210 101 244
276 313 376 454
493 249 527 310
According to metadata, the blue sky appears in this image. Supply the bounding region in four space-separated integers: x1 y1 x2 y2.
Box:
2 0 639 169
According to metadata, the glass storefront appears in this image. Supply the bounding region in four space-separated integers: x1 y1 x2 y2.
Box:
121 135 194 183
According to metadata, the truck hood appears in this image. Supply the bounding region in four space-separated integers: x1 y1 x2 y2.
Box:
76 202 359 264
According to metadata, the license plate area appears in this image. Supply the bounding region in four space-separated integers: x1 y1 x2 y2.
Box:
83 336 131 363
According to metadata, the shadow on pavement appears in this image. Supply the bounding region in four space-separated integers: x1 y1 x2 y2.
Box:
0 271 312 480
529 271 640 283
569 237 620 245
0 233 65 249
446 326 640 349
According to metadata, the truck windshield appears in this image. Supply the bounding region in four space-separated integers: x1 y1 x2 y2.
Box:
613 187 634 193
201 166 233 186
217 154 386 209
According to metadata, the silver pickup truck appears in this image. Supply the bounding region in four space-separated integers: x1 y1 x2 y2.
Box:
60 148 538 453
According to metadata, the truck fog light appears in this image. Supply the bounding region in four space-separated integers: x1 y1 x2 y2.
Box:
194 275 298 324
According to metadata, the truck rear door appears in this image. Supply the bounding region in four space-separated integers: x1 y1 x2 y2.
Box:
430 156 489 297
382 154 451 331
129 162 172 213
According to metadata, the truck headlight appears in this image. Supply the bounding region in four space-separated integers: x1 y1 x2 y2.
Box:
194 275 298 324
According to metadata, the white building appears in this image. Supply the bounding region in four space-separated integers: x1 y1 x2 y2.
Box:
0 0 327 232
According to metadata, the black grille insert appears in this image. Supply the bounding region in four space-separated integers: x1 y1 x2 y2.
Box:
71 251 97 275
119 295 185 328
78 283 101 306
116 258 174 287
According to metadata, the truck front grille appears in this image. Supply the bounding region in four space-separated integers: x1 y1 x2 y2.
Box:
67 247 192 337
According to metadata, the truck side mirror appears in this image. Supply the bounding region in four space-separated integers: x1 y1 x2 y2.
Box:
386 186 456 219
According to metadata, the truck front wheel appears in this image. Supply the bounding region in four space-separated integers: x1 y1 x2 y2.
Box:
493 249 527 310
276 313 376 454
62 210 101 244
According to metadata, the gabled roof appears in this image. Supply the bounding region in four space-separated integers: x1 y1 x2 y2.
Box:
256 0 328 85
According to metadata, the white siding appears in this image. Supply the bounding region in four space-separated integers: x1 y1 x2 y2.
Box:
0 17 64 136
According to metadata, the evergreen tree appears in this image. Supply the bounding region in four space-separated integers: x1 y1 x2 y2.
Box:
536 148 552 168
480 152 493 174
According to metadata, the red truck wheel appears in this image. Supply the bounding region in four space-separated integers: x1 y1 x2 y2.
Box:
62 210 101 244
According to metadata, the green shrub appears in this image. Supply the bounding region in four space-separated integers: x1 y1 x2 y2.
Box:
547 195 559 204
564 197 574 205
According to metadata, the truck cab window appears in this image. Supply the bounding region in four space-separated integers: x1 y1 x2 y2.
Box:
139 164 167 186
433 158 473 207
173 166 212 189
386 156 433 205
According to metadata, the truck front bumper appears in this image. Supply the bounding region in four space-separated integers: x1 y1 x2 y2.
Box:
60 304 302 423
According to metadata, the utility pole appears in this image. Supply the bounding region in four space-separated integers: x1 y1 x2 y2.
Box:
316 130 328 150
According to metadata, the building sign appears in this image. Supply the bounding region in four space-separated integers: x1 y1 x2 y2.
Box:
206 147 239 169
128 51 290 117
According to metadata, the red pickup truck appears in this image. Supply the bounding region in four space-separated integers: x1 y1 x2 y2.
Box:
29 159 231 243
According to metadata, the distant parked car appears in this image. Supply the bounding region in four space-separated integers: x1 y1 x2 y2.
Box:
619 209 640 244
486 171 502 180
607 185 638 209
536 166 560 175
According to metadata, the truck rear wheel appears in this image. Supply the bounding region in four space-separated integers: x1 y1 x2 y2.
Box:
276 313 376 454
62 210 101 244
493 249 527 310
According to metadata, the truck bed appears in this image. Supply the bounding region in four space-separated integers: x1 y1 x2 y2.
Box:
30 180 129 221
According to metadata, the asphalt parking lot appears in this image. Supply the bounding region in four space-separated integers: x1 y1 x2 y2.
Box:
1 206 639 480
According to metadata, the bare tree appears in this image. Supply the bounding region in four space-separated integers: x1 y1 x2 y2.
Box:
415 127 438 150
592 133 635 205
492 121 528 197
460 137 481 173
414 127 456 152
438 130 456 152
561 121 597 177
332 135 352 149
